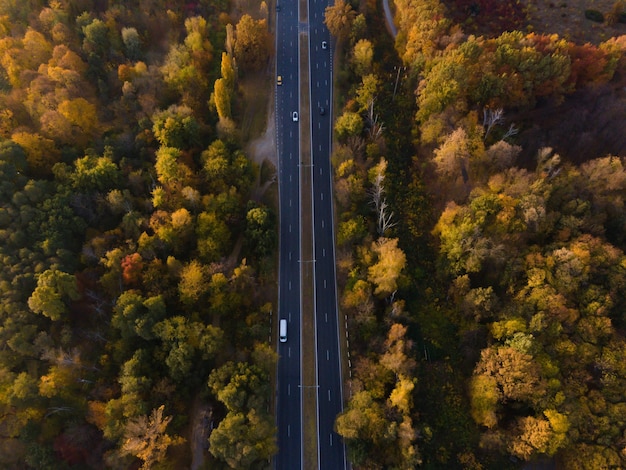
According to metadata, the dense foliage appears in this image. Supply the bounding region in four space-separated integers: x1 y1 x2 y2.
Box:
327 0 626 467
0 0 275 468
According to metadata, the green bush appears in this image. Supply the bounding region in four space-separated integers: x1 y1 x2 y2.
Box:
584 9 605 22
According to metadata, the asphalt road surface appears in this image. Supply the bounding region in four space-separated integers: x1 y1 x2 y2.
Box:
308 2 347 468
275 0 347 467
275 0 303 466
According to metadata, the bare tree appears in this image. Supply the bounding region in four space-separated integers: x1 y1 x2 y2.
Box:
369 159 396 237
367 100 384 141
482 107 503 140
483 107 518 141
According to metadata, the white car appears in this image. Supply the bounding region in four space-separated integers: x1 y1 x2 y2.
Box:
321 41 328 50
292 111 298 122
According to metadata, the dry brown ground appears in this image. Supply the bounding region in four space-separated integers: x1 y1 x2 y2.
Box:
525 0 626 44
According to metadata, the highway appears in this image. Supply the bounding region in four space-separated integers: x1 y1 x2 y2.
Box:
275 0 347 467
275 0 303 466
307 1 347 468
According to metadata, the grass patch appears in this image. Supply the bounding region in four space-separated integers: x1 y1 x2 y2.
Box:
240 73 270 142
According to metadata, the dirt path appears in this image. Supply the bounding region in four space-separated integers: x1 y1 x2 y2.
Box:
189 397 212 470
246 106 277 170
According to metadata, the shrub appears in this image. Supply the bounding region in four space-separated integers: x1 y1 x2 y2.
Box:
585 9 605 22
606 0 625 25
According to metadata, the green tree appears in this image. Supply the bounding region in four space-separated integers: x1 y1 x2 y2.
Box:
208 409 277 468
155 146 192 188
244 204 276 259
82 18 110 58
111 291 166 340
152 105 200 149
70 154 120 192
196 211 231 262
28 269 79 321
208 361 270 412
153 316 224 381
355 74 379 111
335 111 363 140
121 27 143 61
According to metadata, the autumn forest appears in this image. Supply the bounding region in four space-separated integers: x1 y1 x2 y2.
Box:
0 0 625 468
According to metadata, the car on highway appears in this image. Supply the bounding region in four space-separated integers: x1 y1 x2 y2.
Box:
279 319 287 342
292 111 298 122
321 41 328 49
319 107 325 115
277 75 282 85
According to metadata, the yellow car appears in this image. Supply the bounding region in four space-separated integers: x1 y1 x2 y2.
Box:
277 75 283 85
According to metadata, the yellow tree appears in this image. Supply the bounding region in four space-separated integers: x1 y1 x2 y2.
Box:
178 260 209 306
352 39 374 76
121 405 185 470
58 97 98 141
367 237 406 298
214 78 231 120
11 131 60 175
234 15 269 72
324 0 357 42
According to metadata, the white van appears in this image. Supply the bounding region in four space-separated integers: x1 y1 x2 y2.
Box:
279 319 287 343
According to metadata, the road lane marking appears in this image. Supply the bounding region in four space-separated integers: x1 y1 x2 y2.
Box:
321 220 325 228
325 312 328 322
289 280 292 290
289 224 292 233
328 390 331 401
327 350 329 361
288 425 291 437
324 279 327 288
322 248 325 256
330 433 333 446
288 347 291 357
321 192 324 201
288 383 291 395
289 251 292 260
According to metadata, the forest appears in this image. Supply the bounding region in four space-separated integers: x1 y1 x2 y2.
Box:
325 0 626 467
0 0 278 468
0 0 625 468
